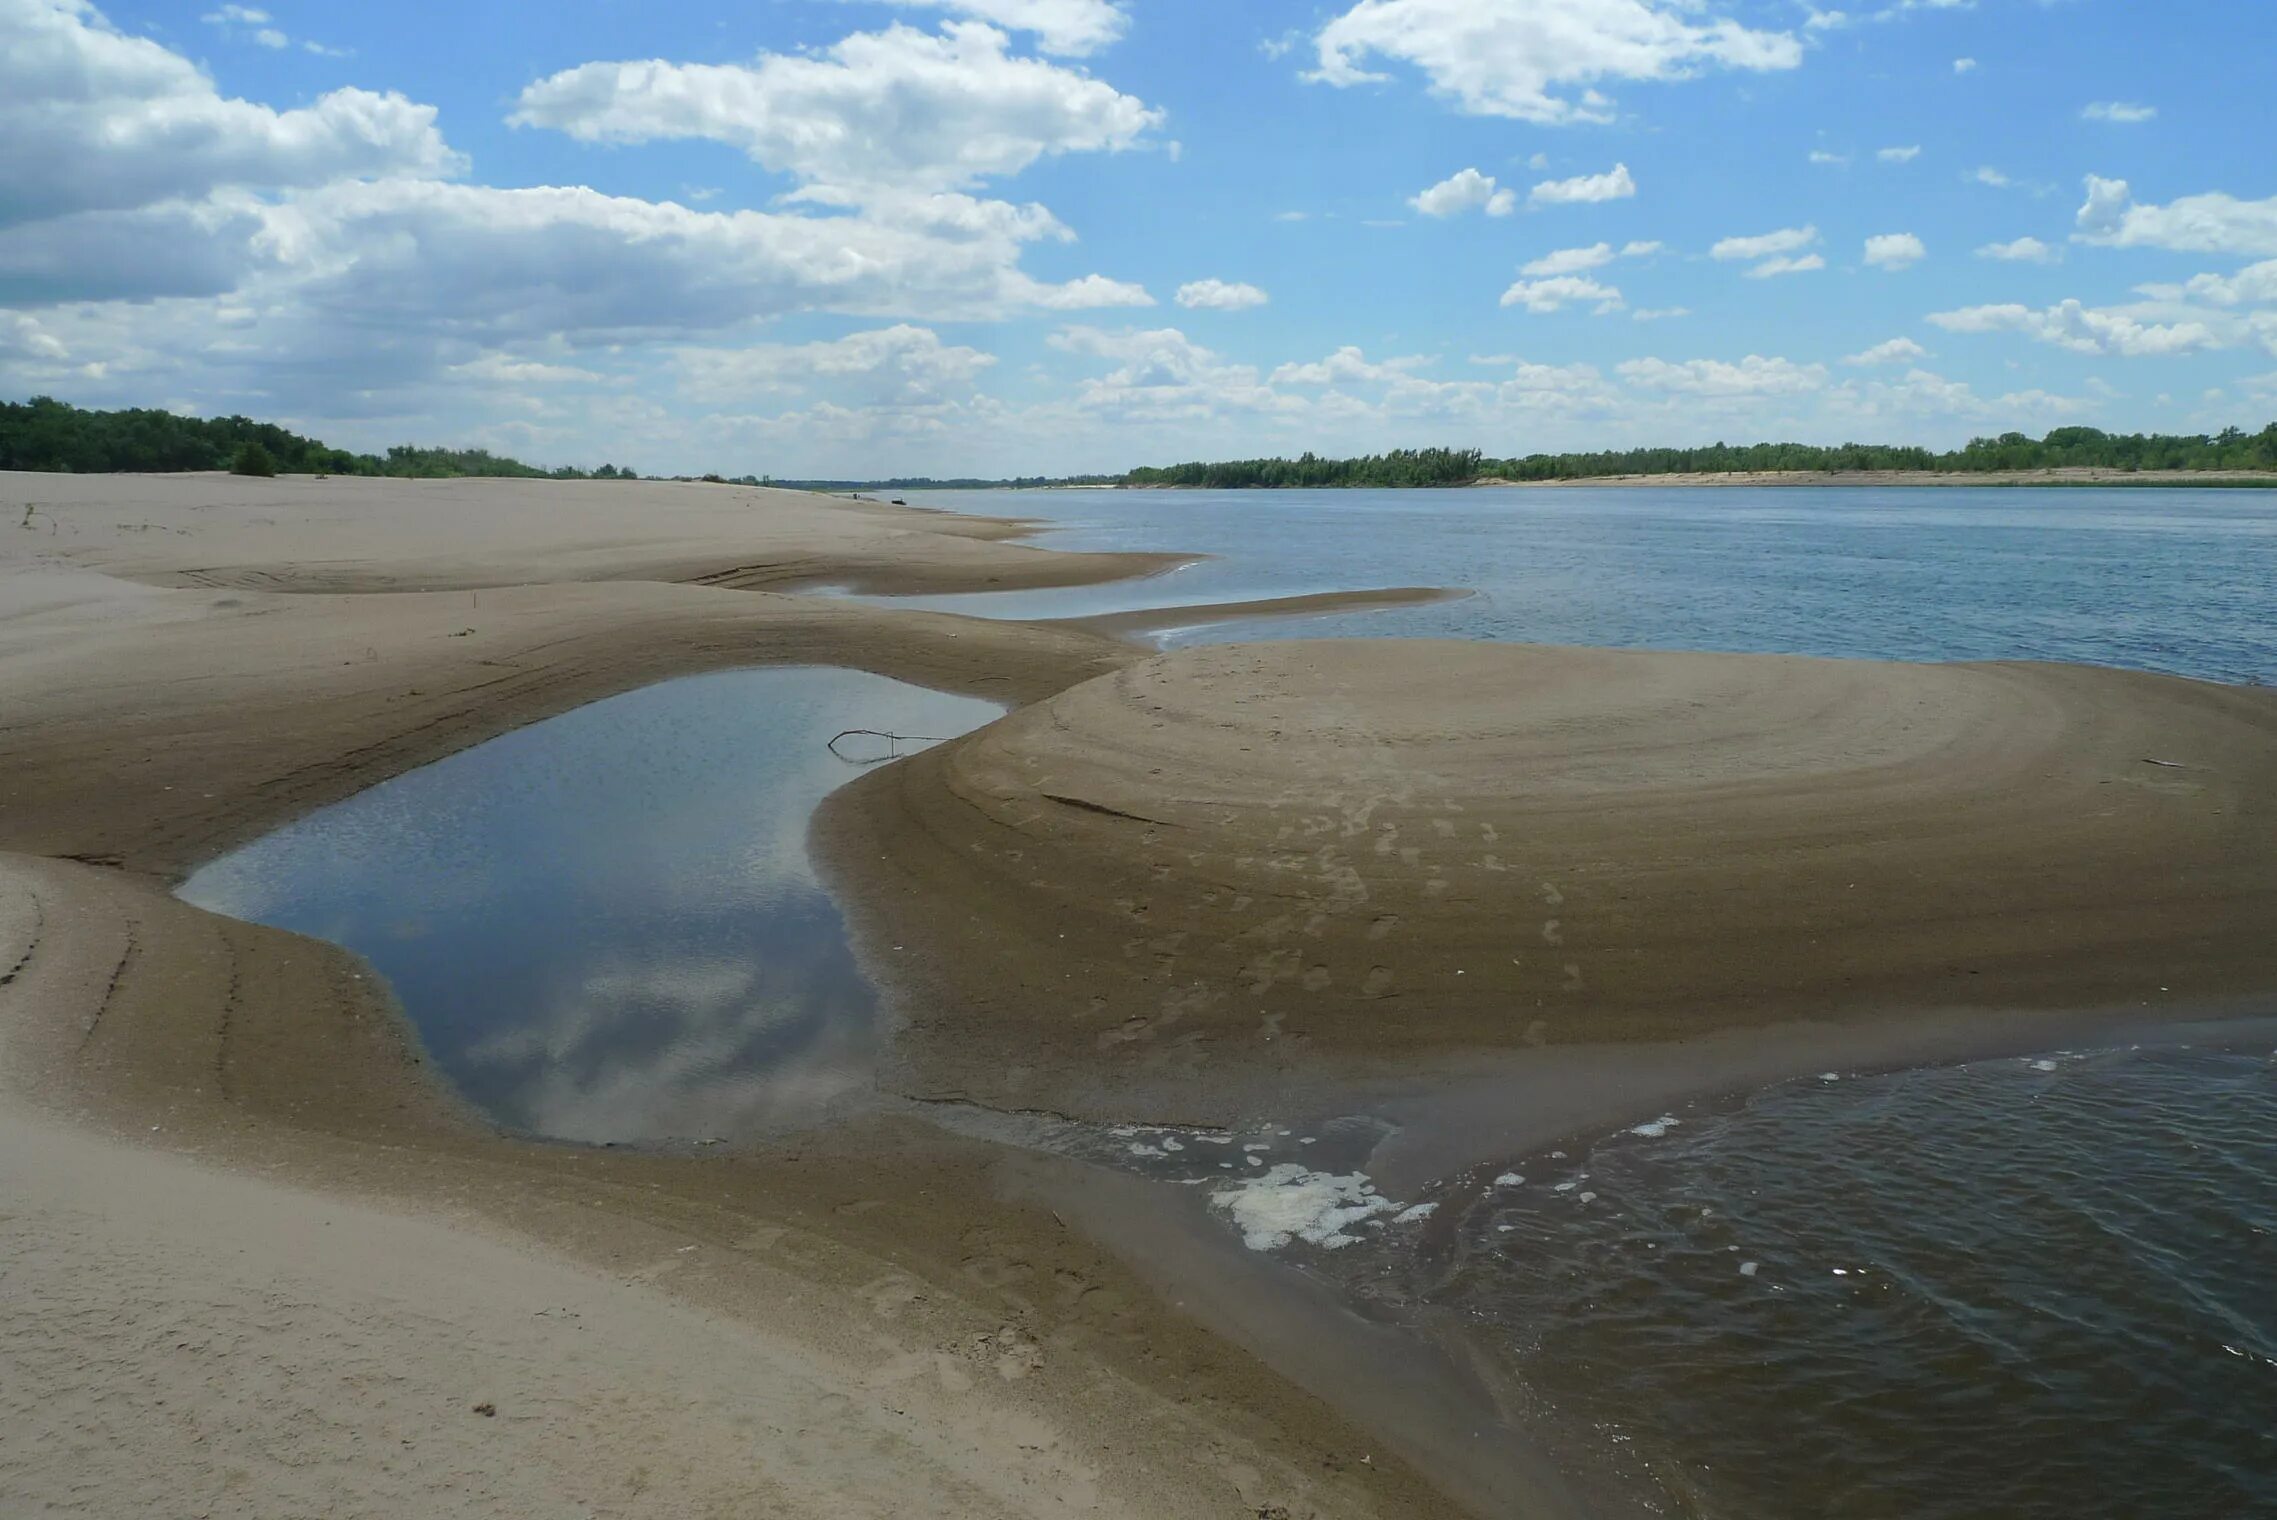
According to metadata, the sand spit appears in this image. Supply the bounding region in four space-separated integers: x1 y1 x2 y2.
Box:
1069 586 1466 641
822 639 2277 1117
5 469 1186 594
0 473 1454 1520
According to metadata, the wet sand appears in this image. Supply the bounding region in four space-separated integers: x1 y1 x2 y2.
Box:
821 639 2277 1118
5 470 2274 1517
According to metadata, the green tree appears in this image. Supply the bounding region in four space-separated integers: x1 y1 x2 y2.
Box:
230 440 278 478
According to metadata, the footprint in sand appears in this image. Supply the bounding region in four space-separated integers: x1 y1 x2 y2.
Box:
1366 914 1400 941
1362 966 1397 998
1541 919 1564 946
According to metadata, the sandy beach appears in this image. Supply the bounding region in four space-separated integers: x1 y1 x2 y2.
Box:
4 470 2274 1518
0 473 1461 1520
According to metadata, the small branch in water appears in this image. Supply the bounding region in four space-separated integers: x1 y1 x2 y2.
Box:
828 728 947 764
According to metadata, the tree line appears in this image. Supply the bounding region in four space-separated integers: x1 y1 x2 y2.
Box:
1123 426 2277 489
8 395 2273 489
0 396 666 481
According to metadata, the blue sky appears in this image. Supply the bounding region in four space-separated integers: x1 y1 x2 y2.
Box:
3 0 2273 476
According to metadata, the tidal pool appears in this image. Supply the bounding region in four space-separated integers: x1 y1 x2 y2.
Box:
179 667 1001 1145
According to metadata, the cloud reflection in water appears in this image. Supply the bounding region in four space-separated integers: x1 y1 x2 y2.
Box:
180 667 1002 1143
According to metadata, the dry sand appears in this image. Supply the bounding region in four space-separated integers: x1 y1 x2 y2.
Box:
4 470 2273 1519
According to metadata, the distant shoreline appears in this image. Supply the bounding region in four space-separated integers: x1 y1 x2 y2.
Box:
923 468 2277 492
1467 467 2277 490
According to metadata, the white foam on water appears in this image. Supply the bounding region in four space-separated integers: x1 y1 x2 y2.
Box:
1739 1261 1760 1278
1127 1143 1165 1158
2031 1058 2059 1072
1493 1172 1525 1187
1554 1181 1579 1193
1210 1165 1404 1251
1818 1072 1841 1082
1161 1137 1185 1151
1393 1202 1439 1224
1578 1191 1598 1204
1630 1115 1680 1138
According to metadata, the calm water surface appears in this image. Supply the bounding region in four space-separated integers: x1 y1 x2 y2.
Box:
180 667 999 1142
895 486 2277 683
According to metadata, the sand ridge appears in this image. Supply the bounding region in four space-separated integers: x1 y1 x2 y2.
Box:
820 639 2277 1116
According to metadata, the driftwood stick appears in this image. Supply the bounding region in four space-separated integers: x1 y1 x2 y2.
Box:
827 728 947 764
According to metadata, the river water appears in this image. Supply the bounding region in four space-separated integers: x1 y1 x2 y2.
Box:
892 484 2277 684
899 484 2277 1519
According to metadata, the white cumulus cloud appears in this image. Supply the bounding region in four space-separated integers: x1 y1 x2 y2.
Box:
1976 236 2058 263
1616 354 1826 396
2081 101 2155 124
1843 337 1927 365
2074 175 2277 257
676 324 996 405
1711 225 1817 261
1747 253 1824 278
1306 0 1801 125
1174 278 1269 310
1530 162 1636 205
2131 260 2277 309
857 0 1128 55
1521 242 1613 275
1929 299 2222 357
1499 275 1623 313
1863 232 1925 270
1410 167 1517 217
510 22 1161 199
1711 225 1822 277
1269 346 1430 385
1 0 460 229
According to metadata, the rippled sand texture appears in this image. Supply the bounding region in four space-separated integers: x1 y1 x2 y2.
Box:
825 639 2277 1115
